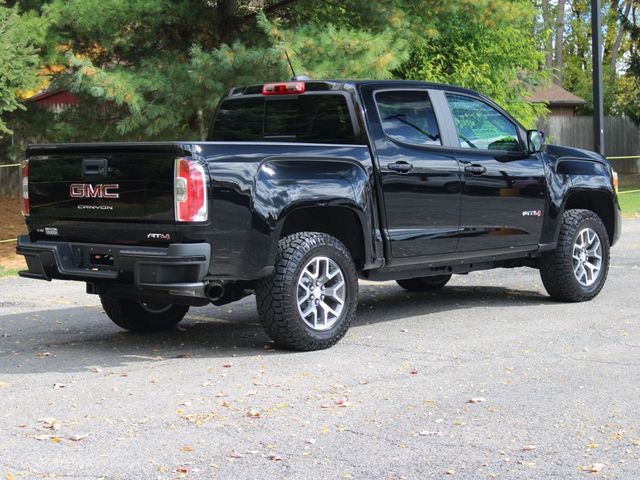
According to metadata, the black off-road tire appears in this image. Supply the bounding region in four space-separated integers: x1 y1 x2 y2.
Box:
397 274 452 292
539 209 610 302
100 294 189 333
255 232 358 351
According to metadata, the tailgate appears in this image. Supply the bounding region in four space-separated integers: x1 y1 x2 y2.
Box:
28 144 182 223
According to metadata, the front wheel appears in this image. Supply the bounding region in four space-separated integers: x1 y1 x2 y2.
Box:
255 232 358 351
100 294 189 333
539 209 610 302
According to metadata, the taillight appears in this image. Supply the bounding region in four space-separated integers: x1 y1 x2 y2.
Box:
21 159 29 216
174 158 208 222
262 81 305 95
612 170 619 194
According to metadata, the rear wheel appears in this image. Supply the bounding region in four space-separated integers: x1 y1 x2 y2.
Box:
396 274 452 292
539 209 610 302
255 232 358 351
100 294 189 333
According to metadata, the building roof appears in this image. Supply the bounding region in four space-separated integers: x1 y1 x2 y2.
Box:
27 89 80 106
529 84 587 106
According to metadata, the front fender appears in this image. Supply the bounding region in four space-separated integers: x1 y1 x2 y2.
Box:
541 152 620 246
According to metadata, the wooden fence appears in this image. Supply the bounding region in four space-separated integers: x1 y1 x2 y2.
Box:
0 163 20 197
544 116 640 174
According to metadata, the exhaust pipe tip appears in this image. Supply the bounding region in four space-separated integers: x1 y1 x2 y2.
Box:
205 283 225 302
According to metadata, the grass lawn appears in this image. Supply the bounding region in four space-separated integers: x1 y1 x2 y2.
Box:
0 265 20 278
619 174 640 217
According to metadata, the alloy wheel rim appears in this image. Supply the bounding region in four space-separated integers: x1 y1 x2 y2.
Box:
572 227 603 287
296 256 346 331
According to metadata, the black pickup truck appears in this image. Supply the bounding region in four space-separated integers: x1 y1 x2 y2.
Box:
17 79 621 350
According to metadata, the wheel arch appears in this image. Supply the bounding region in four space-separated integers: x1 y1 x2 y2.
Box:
277 204 368 270
562 189 618 245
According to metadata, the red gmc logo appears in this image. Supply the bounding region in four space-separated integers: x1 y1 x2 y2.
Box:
70 183 120 199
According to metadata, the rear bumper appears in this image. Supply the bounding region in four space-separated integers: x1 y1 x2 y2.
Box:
16 236 211 298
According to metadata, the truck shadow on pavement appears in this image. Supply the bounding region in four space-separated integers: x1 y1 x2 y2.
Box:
0 284 550 375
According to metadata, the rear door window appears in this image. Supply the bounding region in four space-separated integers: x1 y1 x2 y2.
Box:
375 90 442 146
210 94 357 144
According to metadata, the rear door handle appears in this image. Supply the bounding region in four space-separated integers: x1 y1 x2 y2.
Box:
464 164 486 175
387 161 413 173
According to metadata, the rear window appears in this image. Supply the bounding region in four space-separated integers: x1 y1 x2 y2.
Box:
209 94 357 144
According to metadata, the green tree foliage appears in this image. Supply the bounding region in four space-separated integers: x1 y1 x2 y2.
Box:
398 0 548 127
0 2 45 136
11 0 553 141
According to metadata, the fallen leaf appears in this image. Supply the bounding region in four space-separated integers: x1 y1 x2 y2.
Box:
445 469 455 475
7 472 16 480
222 363 233 368
586 442 599 449
418 431 443 437
268 453 283 461
226 451 243 459
0 381 9 388
400 328 408 333
522 445 537 451
410 368 419 375
33 434 55 441
180 446 194 452
175 466 190 474
580 463 605 473
305 438 317 444
39 417 62 431
36 352 52 357
467 397 486 404
69 434 88 441
53 383 66 389
358 379 369 385
632 438 640 446
246 408 261 418
90 367 102 373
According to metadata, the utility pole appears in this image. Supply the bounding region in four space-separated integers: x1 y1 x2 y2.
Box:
591 0 605 155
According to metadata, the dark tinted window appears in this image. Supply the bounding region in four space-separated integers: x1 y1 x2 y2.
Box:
375 90 441 146
446 94 520 151
209 95 356 144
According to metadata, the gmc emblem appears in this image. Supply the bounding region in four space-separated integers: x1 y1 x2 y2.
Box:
70 183 119 199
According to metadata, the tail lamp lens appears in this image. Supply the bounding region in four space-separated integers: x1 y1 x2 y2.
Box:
175 158 208 222
262 81 305 95
612 170 619 194
21 160 29 216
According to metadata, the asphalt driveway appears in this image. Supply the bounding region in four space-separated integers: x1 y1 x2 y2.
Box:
1 220 639 479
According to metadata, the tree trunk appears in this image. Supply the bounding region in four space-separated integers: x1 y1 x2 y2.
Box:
542 0 554 69
555 0 566 85
611 0 633 69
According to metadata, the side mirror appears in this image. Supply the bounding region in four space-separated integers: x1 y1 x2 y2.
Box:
527 130 545 154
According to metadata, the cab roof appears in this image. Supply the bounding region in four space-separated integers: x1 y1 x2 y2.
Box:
227 79 482 99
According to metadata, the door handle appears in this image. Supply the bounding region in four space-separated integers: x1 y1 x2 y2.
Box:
464 164 486 175
387 161 413 173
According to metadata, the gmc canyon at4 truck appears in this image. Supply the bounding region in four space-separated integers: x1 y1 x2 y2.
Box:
17 80 621 350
